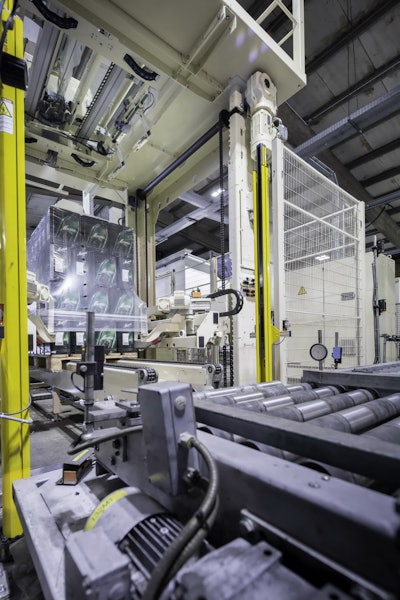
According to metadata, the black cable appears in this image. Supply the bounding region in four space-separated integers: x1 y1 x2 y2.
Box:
2 391 32 416
366 205 387 228
68 425 142 454
31 0 78 29
70 371 84 393
143 436 219 600
123 53 158 81
96 141 109 156
0 1 6 20
0 0 19 72
24 113 113 156
167 495 220 580
143 91 155 113
71 153 95 167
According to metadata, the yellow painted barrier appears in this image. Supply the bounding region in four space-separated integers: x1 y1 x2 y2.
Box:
0 0 30 537
253 145 280 382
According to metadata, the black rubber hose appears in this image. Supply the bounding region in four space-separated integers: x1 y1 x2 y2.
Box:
67 425 142 454
70 371 84 393
0 0 18 69
71 153 95 167
143 436 219 600
31 0 78 29
167 495 220 581
123 53 158 81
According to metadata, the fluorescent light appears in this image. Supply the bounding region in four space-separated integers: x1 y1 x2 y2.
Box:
211 188 224 198
315 254 330 262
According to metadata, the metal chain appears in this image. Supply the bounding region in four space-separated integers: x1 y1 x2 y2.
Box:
222 345 227 387
219 115 228 385
219 115 225 291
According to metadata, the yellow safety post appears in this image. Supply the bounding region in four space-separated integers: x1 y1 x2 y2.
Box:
253 144 280 382
0 0 30 537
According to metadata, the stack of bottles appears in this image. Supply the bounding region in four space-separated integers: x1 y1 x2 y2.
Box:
27 207 147 354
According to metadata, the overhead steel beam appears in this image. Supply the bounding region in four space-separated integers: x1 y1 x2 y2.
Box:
362 166 400 189
155 200 228 244
247 0 301 33
387 206 400 218
294 84 400 159
156 221 224 255
305 54 400 125
386 248 400 256
346 138 400 171
366 189 400 210
180 191 213 210
305 0 399 74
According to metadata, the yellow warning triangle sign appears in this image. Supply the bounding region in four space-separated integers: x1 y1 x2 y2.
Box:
0 101 11 118
298 286 307 295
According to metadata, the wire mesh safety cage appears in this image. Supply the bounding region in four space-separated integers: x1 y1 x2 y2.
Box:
281 147 364 381
396 303 400 337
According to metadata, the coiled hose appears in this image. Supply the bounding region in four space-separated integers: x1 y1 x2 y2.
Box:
143 435 219 600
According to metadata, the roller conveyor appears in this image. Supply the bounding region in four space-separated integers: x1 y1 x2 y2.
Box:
363 415 400 445
309 393 400 433
195 380 400 487
297 402 400 485
194 381 289 400
270 389 376 422
287 385 344 402
194 383 345 414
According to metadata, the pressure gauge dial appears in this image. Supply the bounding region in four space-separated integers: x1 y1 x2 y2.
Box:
309 343 328 361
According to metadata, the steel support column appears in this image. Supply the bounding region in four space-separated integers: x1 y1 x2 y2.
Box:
228 89 256 385
127 198 157 308
0 1 30 537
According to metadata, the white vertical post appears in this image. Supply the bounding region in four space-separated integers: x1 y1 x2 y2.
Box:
292 0 306 75
357 198 366 366
229 89 257 384
82 189 94 215
271 138 287 382
109 188 128 224
109 206 121 223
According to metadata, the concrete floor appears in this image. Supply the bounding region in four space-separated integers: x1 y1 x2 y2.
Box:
0 395 85 599
28 396 83 470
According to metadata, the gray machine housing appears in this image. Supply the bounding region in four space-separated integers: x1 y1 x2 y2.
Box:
13 370 400 600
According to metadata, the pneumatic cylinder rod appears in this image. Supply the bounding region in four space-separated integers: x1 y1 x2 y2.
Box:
84 311 95 432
